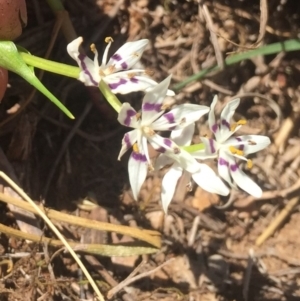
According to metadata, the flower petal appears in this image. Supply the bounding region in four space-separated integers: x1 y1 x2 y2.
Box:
128 151 148 200
193 137 218 158
106 72 171 94
218 150 234 187
118 129 138 160
117 103 139 128
149 135 201 173
192 164 230 196
227 135 271 155
161 163 183 213
67 37 100 86
155 153 174 169
171 123 195 146
106 39 149 72
152 104 209 131
141 75 172 124
208 95 219 134
217 98 240 142
229 160 263 198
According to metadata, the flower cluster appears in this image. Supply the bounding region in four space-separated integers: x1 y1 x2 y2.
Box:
68 37 271 213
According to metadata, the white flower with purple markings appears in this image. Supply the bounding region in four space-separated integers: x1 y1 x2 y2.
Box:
157 124 230 213
193 96 271 198
117 76 210 200
67 37 174 95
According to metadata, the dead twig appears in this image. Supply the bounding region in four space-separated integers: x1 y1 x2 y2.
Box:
256 197 300 246
199 1 224 70
0 191 161 248
107 258 175 299
0 172 105 301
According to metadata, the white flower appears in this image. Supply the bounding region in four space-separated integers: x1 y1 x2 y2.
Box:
67 37 174 95
117 76 209 200
193 96 271 198
157 124 230 213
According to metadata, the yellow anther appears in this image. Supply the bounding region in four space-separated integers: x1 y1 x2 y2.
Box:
247 159 253 169
229 146 244 156
90 43 96 53
230 119 247 131
237 119 247 125
145 69 154 76
135 112 141 120
133 143 139 153
105 37 114 43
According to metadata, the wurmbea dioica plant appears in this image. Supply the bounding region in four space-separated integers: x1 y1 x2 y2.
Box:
67 37 174 96
0 35 271 212
117 76 210 200
191 96 271 198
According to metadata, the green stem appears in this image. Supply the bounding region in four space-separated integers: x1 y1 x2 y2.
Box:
183 143 205 153
173 39 300 91
20 52 122 113
99 81 122 113
20 52 80 78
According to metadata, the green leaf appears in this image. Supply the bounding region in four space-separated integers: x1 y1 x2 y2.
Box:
0 41 74 119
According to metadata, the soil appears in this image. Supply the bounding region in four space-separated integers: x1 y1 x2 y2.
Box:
1 0 300 300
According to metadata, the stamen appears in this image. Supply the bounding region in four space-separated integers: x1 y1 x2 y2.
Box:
133 143 139 153
247 159 253 169
174 147 181 154
105 37 114 43
90 43 96 54
230 119 247 131
229 146 244 156
135 112 141 120
145 69 154 76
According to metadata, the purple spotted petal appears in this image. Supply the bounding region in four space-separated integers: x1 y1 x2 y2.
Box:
152 104 209 131
118 129 138 160
141 76 171 123
117 103 138 127
148 134 200 174
216 98 240 142
128 151 148 200
106 39 149 72
217 150 234 187
108 78 127 91
67 37 100 86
